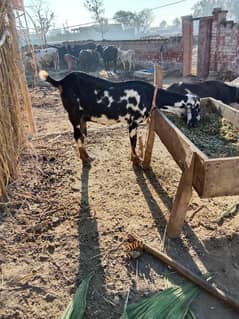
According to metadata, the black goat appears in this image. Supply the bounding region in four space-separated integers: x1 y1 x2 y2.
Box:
96 45 118 71
167 80 239 105
39 70 200 166
78 49 100 72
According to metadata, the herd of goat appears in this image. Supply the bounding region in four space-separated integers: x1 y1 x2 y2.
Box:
23 42 136 73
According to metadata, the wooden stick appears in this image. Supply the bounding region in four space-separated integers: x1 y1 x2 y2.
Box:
129 233 239 313
142 109 156 169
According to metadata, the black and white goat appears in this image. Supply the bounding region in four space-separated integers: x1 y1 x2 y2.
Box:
39 70 200 165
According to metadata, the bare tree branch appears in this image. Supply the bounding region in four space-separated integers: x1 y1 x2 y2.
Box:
26 0 55 46
84 0 107 39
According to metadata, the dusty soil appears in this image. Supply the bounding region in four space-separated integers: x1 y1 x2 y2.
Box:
1 86 239 319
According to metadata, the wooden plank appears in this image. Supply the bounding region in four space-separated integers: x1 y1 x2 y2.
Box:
167 153 195 237
201 157 239 198
193 152 206 197
201 97 239 129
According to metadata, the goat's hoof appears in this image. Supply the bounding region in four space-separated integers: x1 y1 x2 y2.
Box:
82 160 92 168
82 156 95 168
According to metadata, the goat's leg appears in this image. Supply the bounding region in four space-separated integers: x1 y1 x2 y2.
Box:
129 122 140 166
73 122 90 165
129 57 133 71
123 61 126 71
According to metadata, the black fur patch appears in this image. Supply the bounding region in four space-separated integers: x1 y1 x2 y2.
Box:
128 97 137 106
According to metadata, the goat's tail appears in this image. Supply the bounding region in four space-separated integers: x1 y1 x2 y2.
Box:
39 70 60 88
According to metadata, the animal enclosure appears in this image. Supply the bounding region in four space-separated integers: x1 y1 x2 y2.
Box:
143 97 239 237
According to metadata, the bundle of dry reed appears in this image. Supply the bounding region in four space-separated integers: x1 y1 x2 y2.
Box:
0 1 33 197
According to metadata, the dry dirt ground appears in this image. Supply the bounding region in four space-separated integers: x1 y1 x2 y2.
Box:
1 85 239 319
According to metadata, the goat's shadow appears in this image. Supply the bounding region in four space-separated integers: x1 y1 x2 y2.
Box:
74 165 115 318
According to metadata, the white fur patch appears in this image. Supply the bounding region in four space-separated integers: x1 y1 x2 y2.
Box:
186 108 192 124
77 139 83 148
120 89 144 116
125 114 131 121
174 100 185 108
39 70 48 81
129 128 137 138
76 97 83 111
97 90 114 107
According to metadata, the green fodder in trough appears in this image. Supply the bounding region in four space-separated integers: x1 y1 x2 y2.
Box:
166 110 239 158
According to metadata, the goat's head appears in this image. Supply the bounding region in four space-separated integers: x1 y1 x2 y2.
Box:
96 44 104 55
185 92 201 127
161 91 201 127
171 90 200 127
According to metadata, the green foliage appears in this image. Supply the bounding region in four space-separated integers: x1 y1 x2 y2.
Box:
113 9 154 33
61 272 94 319
159 20 167 29
120 281 199 319
113 10 135 26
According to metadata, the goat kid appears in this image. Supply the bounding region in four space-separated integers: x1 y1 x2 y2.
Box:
39 70 200 166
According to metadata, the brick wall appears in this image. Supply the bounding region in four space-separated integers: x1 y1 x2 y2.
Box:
209 9 239 77
63 38 183 70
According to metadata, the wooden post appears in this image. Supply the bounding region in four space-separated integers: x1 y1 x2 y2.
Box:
167 153 195 237
182 15 193 77
154 65 163 88
142 109 156 169
142 65 163 169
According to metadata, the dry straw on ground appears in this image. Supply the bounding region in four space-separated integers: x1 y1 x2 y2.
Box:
0 1 32 197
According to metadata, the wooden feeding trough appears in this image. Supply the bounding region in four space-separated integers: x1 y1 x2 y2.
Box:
143 73 239 238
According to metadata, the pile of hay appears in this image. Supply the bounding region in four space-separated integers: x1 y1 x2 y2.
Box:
166 109 239 158
0 1 30 197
